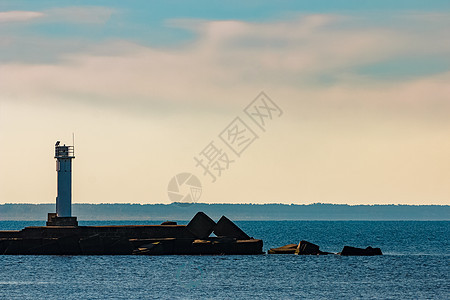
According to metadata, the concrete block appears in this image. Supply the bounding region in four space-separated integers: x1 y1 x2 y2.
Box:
233 239 264 254
0 239 10 254
58 235 82 255
3 238 47 255
79 234 104 255
295 240 321 255
47 216 78 227
268 244 298 254
103 238 134 255
213 216 250 240
186 212 216 239
130 238 177 255
27 238 60 255
172 238 196 254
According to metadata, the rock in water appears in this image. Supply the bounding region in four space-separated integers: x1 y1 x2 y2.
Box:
339 246 382 256
269 240 331 255
268 244 298 254
160 221 177 225
295 240 322 255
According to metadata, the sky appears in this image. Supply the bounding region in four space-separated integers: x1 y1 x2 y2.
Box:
0 1 449 205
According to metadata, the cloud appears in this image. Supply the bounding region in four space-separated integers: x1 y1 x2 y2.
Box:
0 6 113 25
1 12 449 205
0 11 44 23
0 12 449 114
44 6 114 24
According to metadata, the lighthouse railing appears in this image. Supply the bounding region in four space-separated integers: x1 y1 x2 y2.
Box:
55 145 75 158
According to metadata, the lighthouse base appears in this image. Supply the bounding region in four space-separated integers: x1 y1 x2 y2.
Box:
46 213 78 227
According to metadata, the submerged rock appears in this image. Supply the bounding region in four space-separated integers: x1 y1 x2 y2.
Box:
339 246 382 256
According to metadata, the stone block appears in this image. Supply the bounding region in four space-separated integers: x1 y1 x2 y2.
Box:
0 239 9 254
47 215 78 227
79 234 104 255
213 216 250 240
27 238 61 255
103 238 134 255
295 240 322 255
58 235 82 255
186 212 216 239
268 243 298 254
233 239 264 254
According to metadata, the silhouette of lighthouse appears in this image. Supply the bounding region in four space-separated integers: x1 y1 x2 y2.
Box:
55 140 74 217
47 140 78 226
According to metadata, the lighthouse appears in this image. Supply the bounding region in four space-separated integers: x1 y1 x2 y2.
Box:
47 140 78 226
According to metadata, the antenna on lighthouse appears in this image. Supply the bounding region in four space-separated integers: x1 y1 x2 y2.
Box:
72 132 75 156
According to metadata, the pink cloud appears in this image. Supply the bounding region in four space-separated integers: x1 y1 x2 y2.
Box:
0 13 449 112
0 11 44 23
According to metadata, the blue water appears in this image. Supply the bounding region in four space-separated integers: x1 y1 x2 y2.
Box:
1 221 449 299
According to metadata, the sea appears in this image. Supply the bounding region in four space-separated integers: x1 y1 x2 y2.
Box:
0 220 448 299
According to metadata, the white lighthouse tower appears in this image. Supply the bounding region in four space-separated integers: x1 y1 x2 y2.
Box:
47 140 78 226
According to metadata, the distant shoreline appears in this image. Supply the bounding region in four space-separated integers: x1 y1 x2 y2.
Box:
1 203 449 221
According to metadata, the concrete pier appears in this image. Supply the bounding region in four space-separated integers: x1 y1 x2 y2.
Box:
0 212 263 255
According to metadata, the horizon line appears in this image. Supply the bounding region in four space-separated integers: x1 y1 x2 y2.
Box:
1 202 449 207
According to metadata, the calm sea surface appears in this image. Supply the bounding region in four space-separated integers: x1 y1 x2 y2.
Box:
0 221 449 299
